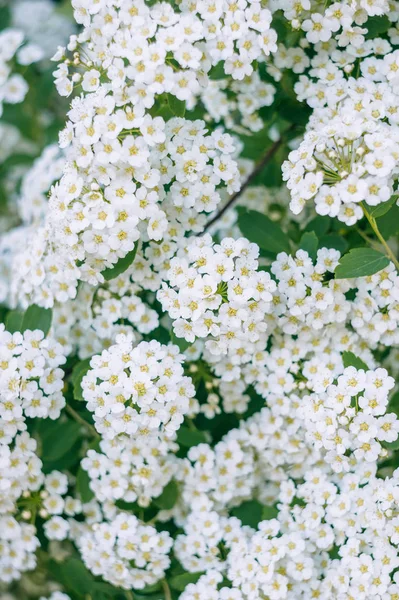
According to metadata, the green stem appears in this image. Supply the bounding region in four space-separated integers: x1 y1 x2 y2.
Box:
65 404 100 439
125 592 134 600
362 204 399 270
162 579 172 600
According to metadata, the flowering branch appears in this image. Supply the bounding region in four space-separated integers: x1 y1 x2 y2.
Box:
361 203 399 271
202 126 295 233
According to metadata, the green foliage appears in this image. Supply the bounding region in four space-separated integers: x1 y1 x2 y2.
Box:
168 94 186 117
5 310 24 333
238 209 291 255
101 241 139 281
169 573 203 591
71 357 93 401
21 304 52 336
154 480 179 510
342 351 369 371
377 205 399 239
335 248 390 279
39 419 82 463
176 425 208 447
368 195 398 218
231 500 264 528
299 231 318 261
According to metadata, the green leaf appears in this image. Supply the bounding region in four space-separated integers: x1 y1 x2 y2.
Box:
5 310 24 333
368 195 398 218
76 466 94 504
238 209 291 255
365 14 390 38
298 231 318 261
231 500 263 528
21 304 52 336
101 242 138 281
59 558 96 595
154 480 178 510
388 392 399 418
335 248 389 279
381 437 399 451
176 425 207 447
377 205 399 239
342 351 369 371
305 216 330 237
170 330 191 352
261 505 279 521
40 420 82 462
277 97 311 126
319 234 348 254
71 357 93 401
168 94 186 118
208 61 226 80
169 572 203 592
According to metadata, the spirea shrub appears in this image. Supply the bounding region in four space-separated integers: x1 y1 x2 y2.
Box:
2 0 399 599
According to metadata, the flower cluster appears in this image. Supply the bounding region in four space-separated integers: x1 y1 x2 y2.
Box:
0 29 31 114
82 336 194 440
158 235 276 359
78 513 172 590
80 336 195 505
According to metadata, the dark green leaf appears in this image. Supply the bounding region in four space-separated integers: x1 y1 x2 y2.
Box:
368 195 397 218
176 425 207 447
388 392 399 418
365 15 390 38
5 310 24 333
170 330 191 352
59 558 96 595
76 466 94 503
168 94 186 118
21 304 52 336
342 351 369 371
381 437 399 451
298 231 318 261
154 480 178 510
41 420 82 462
72 357 93 401
102 242 138 281
231 500 263 528
208 61 226 80
377 205 399 239
305 216 330 237
261 505 279 520
169 572 203 592
335 248 389 279
238 209 291 255
319 234 348 254
277 97 311 126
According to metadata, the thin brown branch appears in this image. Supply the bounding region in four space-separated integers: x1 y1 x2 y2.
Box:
202 126 294 233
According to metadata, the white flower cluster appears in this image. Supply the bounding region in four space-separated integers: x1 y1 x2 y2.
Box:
78 512 172 590
11 0 74 60
0 29 31 115
283 108 399 223
272 0 394 46
17 144 65 225
51 277 159 359
277 34 399 222
18 0 281 306
158 235 276 359
201 72 276 133
0 325 66 434
0 514 39 584
80 336 195 505
178 463 399 599
82 336 194 440
303 365 398 471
